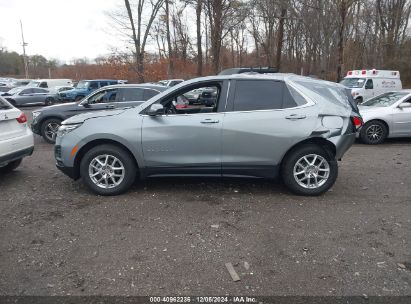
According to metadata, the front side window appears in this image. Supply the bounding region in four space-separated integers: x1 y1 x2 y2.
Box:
39 82 48 88
153 83 221 115
233 80 292 111
365 79 373 89
76 81 89 89
20 88 33 95
89 82 99 90
87 89 118 104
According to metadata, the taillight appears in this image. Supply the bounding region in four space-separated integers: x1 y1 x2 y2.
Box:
16 113 28 124
351 116 363 130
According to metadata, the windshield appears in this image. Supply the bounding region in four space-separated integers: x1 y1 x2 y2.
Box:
7 87 23 95
76 81 89 89
361 92 408 107
27 81 40 87
340 78 365 88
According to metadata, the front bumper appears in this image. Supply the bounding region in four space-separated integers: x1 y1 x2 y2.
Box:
55 145 79 180
0 146 34 166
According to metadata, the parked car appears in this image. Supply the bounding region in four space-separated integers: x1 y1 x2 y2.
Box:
340 69 402 103
53 86 75 102
183 88 204 104
358 90 411 144
54 74 361 196
0 97 34 173
59 79 121 102
157 79 184 87
0 79 32 92
31 84 166 143
2 87 58 106
27 79 73 89
198 87 218 106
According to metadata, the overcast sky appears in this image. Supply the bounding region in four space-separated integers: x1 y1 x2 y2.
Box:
0 0 123 62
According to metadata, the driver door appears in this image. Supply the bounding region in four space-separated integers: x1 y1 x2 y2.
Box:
141 81 228 176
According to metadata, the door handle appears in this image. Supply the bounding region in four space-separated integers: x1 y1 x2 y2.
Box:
285 114 306 120
105 104 115 109
200 118 219 124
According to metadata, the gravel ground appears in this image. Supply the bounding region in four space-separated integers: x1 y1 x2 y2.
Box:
0 106 410 296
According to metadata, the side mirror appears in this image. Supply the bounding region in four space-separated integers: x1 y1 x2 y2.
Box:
81 100 91 107
398 102 411 109
147 104 164 116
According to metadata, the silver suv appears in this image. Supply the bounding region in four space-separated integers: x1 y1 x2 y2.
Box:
55 74 362 196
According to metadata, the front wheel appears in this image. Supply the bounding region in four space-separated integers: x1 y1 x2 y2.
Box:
360 121 387 145
0 159 22 173
80 144 137 196
281 144 338 196
41 118 62 144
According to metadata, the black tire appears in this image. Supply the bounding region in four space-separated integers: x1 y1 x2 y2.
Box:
360 120 387 145
80 144 136 196
40 118 62 144
45 97 54 106
281 144 338 196
0 159 22 173
75 96 85 102
356 97 363 104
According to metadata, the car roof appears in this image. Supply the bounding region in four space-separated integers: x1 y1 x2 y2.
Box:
100 84 168 91
80 79 120 82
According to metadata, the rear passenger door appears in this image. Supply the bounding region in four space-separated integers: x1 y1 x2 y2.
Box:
222 80 318 178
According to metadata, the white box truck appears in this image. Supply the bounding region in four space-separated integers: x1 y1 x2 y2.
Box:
340 69 402 103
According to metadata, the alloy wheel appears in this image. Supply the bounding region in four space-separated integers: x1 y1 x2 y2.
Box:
44 122 60 142
88 154 125 189
366 124 383 143
293 154 330 189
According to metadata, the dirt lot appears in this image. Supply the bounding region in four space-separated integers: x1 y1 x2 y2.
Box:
0 106 410 296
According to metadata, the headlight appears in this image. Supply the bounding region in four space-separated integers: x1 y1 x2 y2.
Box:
32 111 41 120
57 123 82 137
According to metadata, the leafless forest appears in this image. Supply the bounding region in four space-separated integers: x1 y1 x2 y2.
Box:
1 0 411 85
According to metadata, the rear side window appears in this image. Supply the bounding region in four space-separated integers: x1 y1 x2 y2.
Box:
119 88 144 102
233 80 300 111
39 82 48 88
32 88 48 93
143 89 159 100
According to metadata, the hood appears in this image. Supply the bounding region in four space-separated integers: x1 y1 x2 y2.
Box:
41 102 78 112
62 109 127 125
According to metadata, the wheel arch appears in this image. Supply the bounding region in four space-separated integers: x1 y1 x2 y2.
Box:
363 119 390 135
280 137 337 166
73 139 139 179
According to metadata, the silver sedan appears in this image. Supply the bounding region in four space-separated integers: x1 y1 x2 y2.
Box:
358 90 411 144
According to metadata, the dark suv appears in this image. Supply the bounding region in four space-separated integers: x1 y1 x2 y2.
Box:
31 84 166 143
59 79 122 102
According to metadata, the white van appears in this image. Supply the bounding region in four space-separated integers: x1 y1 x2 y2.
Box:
340 70 402 103
27 79 73 89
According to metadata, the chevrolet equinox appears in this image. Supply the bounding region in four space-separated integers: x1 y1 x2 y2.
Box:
55 74 362 196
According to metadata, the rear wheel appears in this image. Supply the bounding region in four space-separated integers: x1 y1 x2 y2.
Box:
281 144 338 196
45 97 54 106
0 159 22 173
80 144 137 196
41 118 62 144
360 120 387 145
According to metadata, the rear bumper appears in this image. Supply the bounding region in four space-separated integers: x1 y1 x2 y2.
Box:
334 132 356 160
0 146 34 166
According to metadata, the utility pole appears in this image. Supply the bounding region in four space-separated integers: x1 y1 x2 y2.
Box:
20 20 29 79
